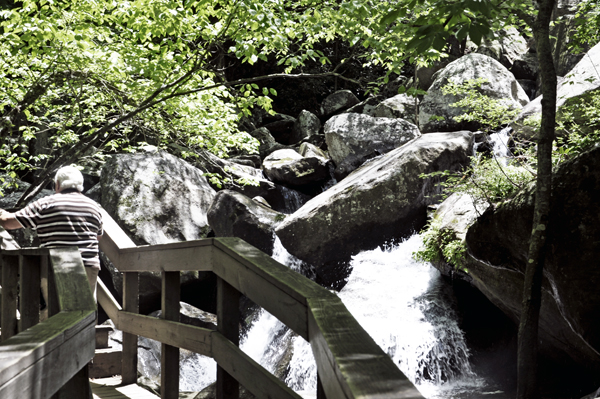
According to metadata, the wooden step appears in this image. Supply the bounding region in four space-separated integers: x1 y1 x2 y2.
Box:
90 325 123 379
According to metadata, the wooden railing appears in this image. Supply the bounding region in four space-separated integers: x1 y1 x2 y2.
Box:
98 210 425 399
0 245 97 398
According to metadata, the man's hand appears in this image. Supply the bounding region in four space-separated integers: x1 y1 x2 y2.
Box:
0 209 23 230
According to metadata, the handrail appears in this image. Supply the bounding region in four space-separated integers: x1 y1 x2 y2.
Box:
98 209 424 399
0 246 97 398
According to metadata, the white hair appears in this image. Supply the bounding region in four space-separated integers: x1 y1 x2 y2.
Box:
55 165 84 192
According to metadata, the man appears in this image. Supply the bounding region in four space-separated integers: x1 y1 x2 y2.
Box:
0 165 103 300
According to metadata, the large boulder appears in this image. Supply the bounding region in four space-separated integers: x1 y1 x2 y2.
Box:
207 190 285 256
276 131 473 287
324 113 421 179
262 148 331 189
464 146 600 385
419 53 530 133
101 150 216 245
476 27 536 80
292 110 321 143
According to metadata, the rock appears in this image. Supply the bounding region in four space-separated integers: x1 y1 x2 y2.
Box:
262 114 296 145
344 96 382 116
262 148 330 189
324 113 421 179
101 151 216 245
298 142 329 161
319 90 360 117
476 27 536 79
419 53 530 133
514 41 600 136
276 131 473 287
249 127 284 157
464 146 600 381
207 190 285 256
292 110 321 143
372 93 418 123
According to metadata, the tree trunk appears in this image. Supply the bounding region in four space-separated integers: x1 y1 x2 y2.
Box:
516 0 557 398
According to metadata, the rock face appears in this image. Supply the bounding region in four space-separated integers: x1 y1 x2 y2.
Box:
207 190 285 256
262 148 331 188
464 146 600 379
101 150 216 245
276 131 473 287
419 53 530 133
324 113 421 178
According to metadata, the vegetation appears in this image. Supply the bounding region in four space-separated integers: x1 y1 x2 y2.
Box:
414 218 467 271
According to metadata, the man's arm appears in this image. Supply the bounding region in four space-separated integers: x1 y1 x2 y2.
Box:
0 209 23 230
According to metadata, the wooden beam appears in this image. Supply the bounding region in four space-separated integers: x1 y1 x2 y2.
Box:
49 248 96 312
19 255 41 332
212 332 302 399
1 254 19 341
122 272 139 385
216 277 240 399
307 296 424 399
161 271 180 399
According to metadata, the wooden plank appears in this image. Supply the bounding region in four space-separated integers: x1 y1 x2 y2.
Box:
55 364 92 399
98 279 122 321
1 248 50 256
0 311 96 396
49 247 96 312
307 296 424 399
1 254 19 341
216 277 240 399
114 240 214 272
212 246 311 340
161 271 180 399
111 311 212 356
122 272 139 385
20 255 41 332
212 332 302 399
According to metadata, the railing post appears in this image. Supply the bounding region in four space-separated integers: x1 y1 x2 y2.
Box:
122 271 139 384
217 276 240 399
1 254 19 341
317 372 327 399
19 255 41 332
161 271 180 399
45 255 60 317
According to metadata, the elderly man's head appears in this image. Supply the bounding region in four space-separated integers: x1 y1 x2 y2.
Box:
54 165 84 192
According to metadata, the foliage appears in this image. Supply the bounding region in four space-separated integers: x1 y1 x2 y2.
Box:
441 78 521 132
556 89 600 156
424 155 534 206
570 0 600 53
413 219 467 271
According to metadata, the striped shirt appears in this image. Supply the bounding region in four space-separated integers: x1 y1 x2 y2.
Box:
15 190 103 269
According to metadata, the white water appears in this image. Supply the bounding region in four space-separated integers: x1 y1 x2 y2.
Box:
242 235 495 398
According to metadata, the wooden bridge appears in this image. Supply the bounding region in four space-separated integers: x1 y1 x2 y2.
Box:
0 209 425 399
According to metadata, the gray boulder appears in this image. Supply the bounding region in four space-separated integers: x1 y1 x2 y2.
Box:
372 93 418 123
476 27 536 80
464 145 600 381
276 131 473 287
101 150 216 245
207 190 285 256
292 110 321 143
514 41 600 137
344 97 382 116
249 127 285 158
419 53 530 133
324 113 421 179
262 148 330 188
320 90 360 117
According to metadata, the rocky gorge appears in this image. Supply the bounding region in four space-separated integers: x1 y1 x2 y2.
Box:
1 2 600 397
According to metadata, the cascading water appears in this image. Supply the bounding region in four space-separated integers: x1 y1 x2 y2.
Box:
242 235 509 398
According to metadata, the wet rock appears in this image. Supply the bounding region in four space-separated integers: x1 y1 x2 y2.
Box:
276 131 473 287
324 112 421 179
419 53 529 133
207 190 285 256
